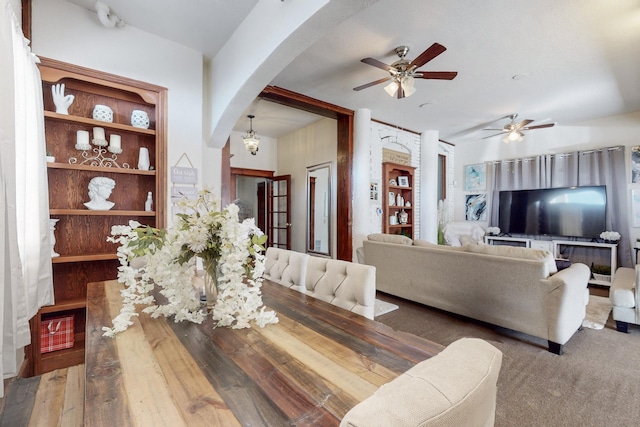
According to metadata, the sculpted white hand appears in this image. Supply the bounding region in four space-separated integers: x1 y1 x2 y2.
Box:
52 83 75 114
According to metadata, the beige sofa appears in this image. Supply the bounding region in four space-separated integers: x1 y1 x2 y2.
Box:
363 236 591 354
341 337 502 427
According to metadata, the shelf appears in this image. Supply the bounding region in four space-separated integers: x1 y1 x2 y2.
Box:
47 162 156 175
50 209 155 216
30 57 167 377
40 340 86 373
52 253 118 263
44 110 156 135
40 298 86 313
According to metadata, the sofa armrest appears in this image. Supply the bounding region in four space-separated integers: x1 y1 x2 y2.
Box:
611 267 636 308
543 262 591 345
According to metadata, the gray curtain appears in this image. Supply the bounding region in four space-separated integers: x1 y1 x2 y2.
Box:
488 146 632 268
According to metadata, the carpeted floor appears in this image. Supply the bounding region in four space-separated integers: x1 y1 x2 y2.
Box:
375 289 640 427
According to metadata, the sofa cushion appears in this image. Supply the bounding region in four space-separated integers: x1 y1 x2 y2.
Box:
367 233 413 245
466 244 558 274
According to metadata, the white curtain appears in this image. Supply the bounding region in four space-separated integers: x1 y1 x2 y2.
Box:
1 1 54 396
488 146 632 268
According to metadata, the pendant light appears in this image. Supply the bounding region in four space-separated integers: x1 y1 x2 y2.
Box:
243 115 260 155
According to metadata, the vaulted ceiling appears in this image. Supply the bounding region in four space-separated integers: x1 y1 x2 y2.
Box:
68 0 640 144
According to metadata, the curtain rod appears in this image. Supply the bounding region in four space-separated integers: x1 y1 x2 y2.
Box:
491 145 623 164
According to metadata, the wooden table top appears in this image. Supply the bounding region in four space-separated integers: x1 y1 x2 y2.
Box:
85 279 443 426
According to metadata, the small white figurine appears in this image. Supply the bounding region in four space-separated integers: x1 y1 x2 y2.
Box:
52 83 74 115
84 176 116 210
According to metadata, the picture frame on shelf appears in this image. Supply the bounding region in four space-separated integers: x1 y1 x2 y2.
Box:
389 192 395 206
398 176 409 187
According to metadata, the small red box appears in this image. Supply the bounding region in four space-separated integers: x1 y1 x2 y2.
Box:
40 315 74 353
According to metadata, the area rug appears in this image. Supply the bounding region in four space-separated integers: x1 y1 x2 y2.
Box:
582 295 613 330
375 299 399 317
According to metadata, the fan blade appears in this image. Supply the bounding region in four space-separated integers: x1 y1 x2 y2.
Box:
482 128 506 131
522 123 555 130
515 119 534 129
414 71 458 80
361 57 392 71
353 77 391 91
482 132 505 140
410 43 447 68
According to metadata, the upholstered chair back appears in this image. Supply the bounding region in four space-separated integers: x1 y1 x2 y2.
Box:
340 337 503 427
263 248 308 293
305 256 376 319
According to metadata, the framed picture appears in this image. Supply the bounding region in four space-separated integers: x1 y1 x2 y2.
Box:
633 189 640 227
398 176 409 187
370 180 379 201
632 146 640 183
389 192 395 206
465 194 487 221
465 164 486 191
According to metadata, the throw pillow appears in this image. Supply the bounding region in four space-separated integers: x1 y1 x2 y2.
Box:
367 233 413 245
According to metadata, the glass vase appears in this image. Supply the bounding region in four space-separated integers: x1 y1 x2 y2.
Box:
203 259 219 313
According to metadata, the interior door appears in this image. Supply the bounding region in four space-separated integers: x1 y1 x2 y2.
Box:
267 175 291 249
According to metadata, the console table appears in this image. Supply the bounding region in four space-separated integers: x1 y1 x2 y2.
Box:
85 280 443 426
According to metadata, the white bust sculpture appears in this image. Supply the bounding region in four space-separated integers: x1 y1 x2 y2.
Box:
84 176 116 210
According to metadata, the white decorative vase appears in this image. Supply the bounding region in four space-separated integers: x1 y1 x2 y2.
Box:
50 218 60 257
92 104 113 123
131 110 150 129
138 147 150 170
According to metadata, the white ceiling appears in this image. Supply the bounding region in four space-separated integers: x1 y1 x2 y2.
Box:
68 0 640 144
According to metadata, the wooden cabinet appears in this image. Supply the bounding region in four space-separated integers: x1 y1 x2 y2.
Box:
382 162 415 237
26 58 167 376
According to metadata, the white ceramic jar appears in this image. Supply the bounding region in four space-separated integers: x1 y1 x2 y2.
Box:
92 104 113 123
131 110 150 129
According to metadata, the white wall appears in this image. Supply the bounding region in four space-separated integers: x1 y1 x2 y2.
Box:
31 0 213 223
277 118 337 254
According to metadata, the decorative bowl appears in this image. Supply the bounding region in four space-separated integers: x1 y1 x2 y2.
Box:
93 104 113 123
131 110 150 129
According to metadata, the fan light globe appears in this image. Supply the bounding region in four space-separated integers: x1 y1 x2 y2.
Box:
504 131 522 143
384 81 399 97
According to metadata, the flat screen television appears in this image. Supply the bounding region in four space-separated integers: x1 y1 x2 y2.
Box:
498 186 607 238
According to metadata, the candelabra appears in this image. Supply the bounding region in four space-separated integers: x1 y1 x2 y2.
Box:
69 128 129 168
69 145 130 168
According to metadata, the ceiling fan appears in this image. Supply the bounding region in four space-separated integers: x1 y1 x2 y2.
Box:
353 43 458 99
482 114 556 143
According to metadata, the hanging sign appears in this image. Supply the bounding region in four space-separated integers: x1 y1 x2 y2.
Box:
171 166 198 184
382 148 411 166
171 186 198 200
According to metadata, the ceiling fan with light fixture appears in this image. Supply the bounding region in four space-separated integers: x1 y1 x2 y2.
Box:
482 114 556 143
353 43 458 99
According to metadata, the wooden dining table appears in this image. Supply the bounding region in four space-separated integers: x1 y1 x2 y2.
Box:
85 279 444 426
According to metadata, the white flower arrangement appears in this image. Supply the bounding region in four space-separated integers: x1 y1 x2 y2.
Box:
599 231 621 242
487 226 501 236
103 189 278 337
